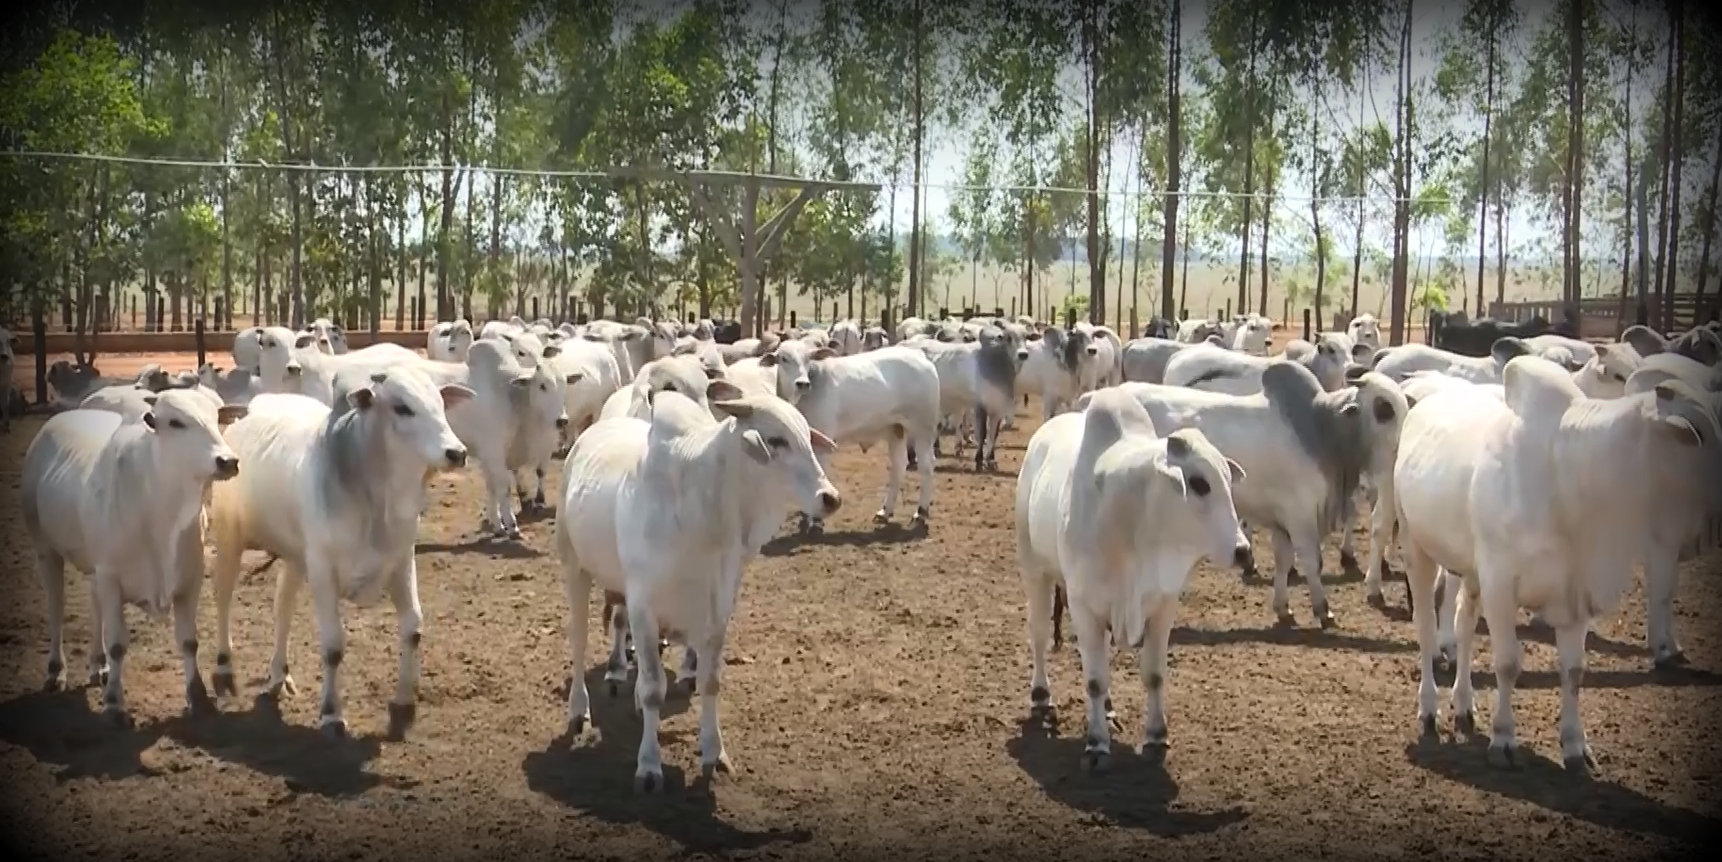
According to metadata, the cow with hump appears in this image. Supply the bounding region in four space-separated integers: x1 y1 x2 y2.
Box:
554 383 841 793
21 390 247 726
1394 356 1718 774
1015 388 1248 771
206 365 473 740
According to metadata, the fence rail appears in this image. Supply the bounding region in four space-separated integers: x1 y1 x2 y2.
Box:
1489 292 1716 338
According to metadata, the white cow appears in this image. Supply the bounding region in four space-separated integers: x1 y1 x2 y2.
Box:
828 319 864 355
600 354 731 422
301 318 349 355
197 363 265 406
758 341 941 531
860 326 891 352
906 325 1028 469
207 368 474 739
1176 318 1225 344
21 391 245 724
81 380 224 420
1229 314 1273 355
1166 340 1349 394
1369 338 1533 384
1073 322 1125 389
1120 335 1227 385
428 319 477 362
1090 362 1409 627
549 337 624 441
1015 326 1099 421
555 386 841 792
399 341 576 536
1396 357 1717 773
1016 390 1248 770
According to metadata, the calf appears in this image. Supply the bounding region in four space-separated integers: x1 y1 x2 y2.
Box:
759 341 941 531
207 369 473 739
1396 358 1717 774
907 325 1028 470
555 386 840 792
21 391 245 724
1017 390 1247 770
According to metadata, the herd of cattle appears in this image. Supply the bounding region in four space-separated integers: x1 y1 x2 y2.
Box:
5 305 1720 793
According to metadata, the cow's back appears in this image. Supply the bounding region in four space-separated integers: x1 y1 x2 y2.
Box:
208 394 327 560
558 417 651 590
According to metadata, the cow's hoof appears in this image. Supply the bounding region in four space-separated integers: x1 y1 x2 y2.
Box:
872 510 891 526
103 707 133 729
387 701 417 739
806 520 825 537
1141 737 1169 762
700 752 734 781
267 676 298 698
568 713 590 737
912 505 930 524
1081 749 1110 774
1317 612 1338 630
319 718 348 740
1453 712 1476 736
506 526 524 540
1436 648 1455 672
1365 591 1388 610
1339 549 1360 572
186 679 216 716
1563 746 1598 776
1273 612 1296 629
212 669 237 698
635 768 665 794
1418 714 1437 738
1653 650 1688 670
88 668 108 688
1486 742 1519 769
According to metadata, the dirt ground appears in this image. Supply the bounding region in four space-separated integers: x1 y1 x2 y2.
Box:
0 352 1718 862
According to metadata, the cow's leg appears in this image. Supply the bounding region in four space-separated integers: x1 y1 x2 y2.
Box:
1644 542 1685 668
1449 573 1482 735
1024 572 1057 715
676 644 699 694
35 548 67 691
1436 570 1461 666
86 577 108 687
1295 528 1336 629
93 571 130 727
1478 568 1521 767
875 432 907 525
210 541 243 698
264 564 303 698
911 428 935 525
694 621 732 781
482 461 521 538
172 553 214 716
804 450 833 535
1337 492 1361 573
1068 592 1112 772
560 554 594 734
1364 477 1396 602
1554 620 1597 774
1404 541 1442 736
532 461 550 509
308 565 349 738
604 598 631 695
1268 527 1297 626
385 558 424 739
1138 599 1179 759
625 601 668 793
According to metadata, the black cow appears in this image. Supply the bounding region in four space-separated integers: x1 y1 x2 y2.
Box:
1139 316 1177 339
710 319 744 344
1428 312 1574 357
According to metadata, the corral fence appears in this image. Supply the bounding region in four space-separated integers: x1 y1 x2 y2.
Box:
1489 292 1719 340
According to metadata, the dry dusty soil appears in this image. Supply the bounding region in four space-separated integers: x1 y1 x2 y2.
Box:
1 351 1719 861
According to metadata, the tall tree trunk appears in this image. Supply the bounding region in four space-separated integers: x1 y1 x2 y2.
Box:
1564 0 1587 316
1476 24 1495 314
1351 65 1366 320
462 164 477 322
1637 152 1653 323
1618 14 1635 328
1387 0 1413 345
1496 200 1508 307
1236 8 1260 311
1694 121 1722 316
1159 0 1181 321
1257 84 1278 318
907 0 926 319
395 199 407 330
1661 0 1687 331
1179 216 1192 316
1652 1 1678 313
368 178 383 335
1311 122 1326 323
1084 0 1104 324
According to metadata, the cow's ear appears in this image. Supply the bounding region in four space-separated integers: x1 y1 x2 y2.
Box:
142 411 158 431
740 429 772 464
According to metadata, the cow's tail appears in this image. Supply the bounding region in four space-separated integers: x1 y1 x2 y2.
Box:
245 553 281 577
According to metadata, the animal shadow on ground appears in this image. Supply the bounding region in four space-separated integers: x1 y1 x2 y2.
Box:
1006 713 1249 836
0 689 168 781
1461 662 1722 691
760 521 927 557
1406 735 1722 843
524 665 811 855
514 505 555 526
416 536 543 559
165 691 387 797
1170 625 1416 654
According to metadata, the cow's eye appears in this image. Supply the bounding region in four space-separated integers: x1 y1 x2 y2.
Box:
1188 475 1211 497
393 404 415 418
767 436 789 450
168 418 186 430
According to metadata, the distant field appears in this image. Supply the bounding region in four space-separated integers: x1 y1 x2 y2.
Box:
24 260 1581 337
